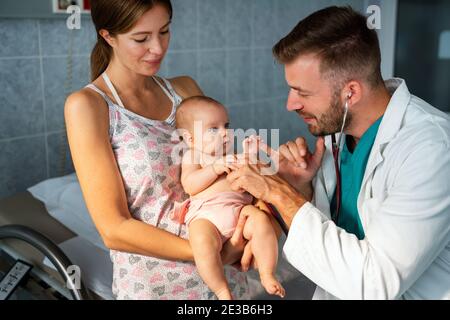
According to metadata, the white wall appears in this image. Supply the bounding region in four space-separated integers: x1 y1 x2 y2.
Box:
365 0 398 79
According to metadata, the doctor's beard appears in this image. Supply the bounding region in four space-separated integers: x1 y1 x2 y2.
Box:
304 89 353 137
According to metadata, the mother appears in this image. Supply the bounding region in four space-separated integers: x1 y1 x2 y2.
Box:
65 0 250 300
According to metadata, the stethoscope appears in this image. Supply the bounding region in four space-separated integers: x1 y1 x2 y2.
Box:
331 92 352 224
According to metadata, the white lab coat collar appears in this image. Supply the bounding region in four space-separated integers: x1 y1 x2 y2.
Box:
375 78 411 146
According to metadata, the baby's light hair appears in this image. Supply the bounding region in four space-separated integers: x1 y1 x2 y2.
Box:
175 95 225 131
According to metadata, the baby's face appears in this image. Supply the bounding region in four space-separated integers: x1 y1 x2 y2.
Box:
192 104 233 156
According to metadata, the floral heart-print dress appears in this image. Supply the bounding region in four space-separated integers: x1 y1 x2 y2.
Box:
85 73 249 300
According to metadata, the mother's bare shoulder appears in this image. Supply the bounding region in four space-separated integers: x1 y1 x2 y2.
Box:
168 76 204 99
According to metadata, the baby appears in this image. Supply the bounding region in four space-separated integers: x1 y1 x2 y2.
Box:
171 96 285 300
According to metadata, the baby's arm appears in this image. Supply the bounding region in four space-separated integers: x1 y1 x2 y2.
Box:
181 150 236 196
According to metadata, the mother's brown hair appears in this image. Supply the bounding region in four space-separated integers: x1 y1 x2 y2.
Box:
90 0 173 81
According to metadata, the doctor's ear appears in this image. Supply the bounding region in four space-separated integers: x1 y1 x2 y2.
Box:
342 81 362 107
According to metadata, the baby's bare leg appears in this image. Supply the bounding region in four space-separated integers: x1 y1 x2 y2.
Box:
241 205 285 298
189 219 232 300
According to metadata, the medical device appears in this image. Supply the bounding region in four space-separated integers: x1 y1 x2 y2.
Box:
0 259 32 300
331 92 352 224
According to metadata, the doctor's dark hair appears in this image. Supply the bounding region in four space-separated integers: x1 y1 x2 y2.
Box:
90 0 172 81
273 6 383 89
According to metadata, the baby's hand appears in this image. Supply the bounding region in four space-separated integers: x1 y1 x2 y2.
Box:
240 135 261 164
212 155 239 175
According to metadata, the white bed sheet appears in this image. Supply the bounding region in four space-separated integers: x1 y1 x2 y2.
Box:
28 174 106 251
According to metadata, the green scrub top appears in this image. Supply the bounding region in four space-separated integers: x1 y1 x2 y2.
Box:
333 116 383 240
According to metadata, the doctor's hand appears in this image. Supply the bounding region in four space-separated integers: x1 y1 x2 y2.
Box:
227 162 292 203
259 137 325 200
227 162 307 228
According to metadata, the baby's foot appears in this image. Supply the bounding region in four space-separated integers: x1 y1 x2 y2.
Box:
216 287 233 300
260 273 285 298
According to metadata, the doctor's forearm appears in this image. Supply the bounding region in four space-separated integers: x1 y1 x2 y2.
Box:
296 182 314 202
270 185 307 228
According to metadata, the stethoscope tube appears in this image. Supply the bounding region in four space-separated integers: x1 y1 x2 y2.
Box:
331 97 350 224
266 203 290 235
332 134 342 224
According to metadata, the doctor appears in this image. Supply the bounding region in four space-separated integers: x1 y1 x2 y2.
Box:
227 6 450 299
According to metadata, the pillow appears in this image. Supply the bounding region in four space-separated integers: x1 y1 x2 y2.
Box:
28 174 107 252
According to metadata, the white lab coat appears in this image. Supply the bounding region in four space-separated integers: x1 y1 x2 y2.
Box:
283 79 450 300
